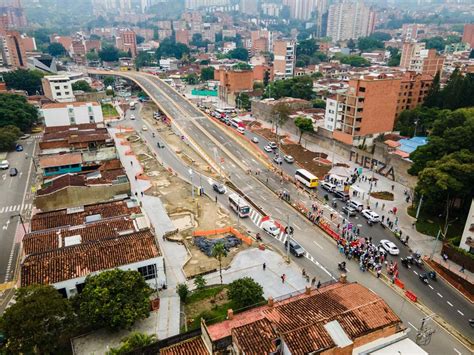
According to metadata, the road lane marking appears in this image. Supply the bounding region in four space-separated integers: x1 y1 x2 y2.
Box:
428 285 434 290
313 241 323 249
293 223 302 230
413 270 418 275
437 292 443 298
457 310 464 316
447 301 453 307
453 348 461 355
407 322 418 331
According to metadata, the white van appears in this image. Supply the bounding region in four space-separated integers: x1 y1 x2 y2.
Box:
348 199 364 212
321 181 336 192
237 126 245 134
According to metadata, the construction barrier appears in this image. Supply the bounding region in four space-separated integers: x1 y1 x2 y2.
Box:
192 226 253 245
405 290 417 302
394 278 405 289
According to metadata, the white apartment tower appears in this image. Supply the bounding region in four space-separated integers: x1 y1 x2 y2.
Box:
326 0 375 42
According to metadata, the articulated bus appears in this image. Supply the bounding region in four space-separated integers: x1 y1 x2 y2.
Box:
295 169 319 188
228 193 251 218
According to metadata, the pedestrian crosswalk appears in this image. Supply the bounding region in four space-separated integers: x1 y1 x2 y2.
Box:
0 203 32 214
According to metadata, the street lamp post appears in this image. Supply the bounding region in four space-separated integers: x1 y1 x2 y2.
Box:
10 213 27 234
188 168 194 200
366 162 377 207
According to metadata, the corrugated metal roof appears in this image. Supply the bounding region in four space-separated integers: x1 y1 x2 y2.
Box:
324 320 353 348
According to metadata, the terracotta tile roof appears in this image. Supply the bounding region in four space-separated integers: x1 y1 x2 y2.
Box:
394 149 410 158
210 282 401 354
21 230 160 286
31 199 141 231
43 123 101 133
160 336 209 355
384 139 401 148
232 318 277 355
37 174 86 195
23 216 136 255
39 153 82 168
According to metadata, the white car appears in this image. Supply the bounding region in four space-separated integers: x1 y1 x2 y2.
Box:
251 137 259 143
130 114 136 120
361 209 380 223
142 125 148 131
284 155 294 163
261 220 280 237
0 160 9 170
264 145 273 152
268 141 278 149
380 239 400 255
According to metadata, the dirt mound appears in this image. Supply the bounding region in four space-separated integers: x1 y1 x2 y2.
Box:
282 144 331 178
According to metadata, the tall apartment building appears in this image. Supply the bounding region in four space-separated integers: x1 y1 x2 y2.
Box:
400 42 445 76
273 39 296 79
327 72 433 145
251 29 273 53
184 0 229 9
240 0 258 15
116 28 137 57
261 2 282 17
42 75 75 103
0 29 26 68
401 23 423 41
0 0 27 28
326 0 375 42
283 0 317 21
461 23 474 48
316 0 329 37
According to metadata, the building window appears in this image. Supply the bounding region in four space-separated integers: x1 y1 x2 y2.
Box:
64 85 68 89
55 86 60 90
57 92 62 96
89 115 95 123
65 92 70 95
138 264 157 281
359 87 366 92
70 116 76 125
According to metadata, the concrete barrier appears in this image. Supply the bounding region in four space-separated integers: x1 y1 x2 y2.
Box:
405 290 417 302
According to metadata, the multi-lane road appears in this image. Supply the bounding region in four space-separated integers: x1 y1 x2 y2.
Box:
0 136 38 287
91 70 472 354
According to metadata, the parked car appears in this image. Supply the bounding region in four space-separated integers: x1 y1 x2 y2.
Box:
361 209 380 223
342 205 357 217
284 240 305 257
9 167 18 176
380 239 400 255
348 199 364 212
334 190 350 201
15 144 23 152
237 127 245 134
130 114 136 120
264 145 273 153
261 220 280 237
251 137 259 144
284 155 294 163
273 156 283 165
268 141 278 149
0 160 9 170
212 183 226 194
321 181 336 192
142 125 148 131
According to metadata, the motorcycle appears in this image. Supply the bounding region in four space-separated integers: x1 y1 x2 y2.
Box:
428 271 437 281
419 272 429 284
152 132 155 138
401 257 409 267
414 258 423 268
367 220 373 227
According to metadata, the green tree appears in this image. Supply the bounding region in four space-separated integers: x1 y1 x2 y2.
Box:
0 125 22 151
271 103 291 131
232 62 252 71
423 71 441 108
107 332 157 355
75 269 153 331
86 51 99 61
263 70 270 87
387 47 401 66
135 51 156 69
200 66 215 81
296 39 318 56
312 99 326 109
47 42 67 57
357 37 384 52
265 76 314 100
136 35 145 45
395 106 442 137
99 45 120 62
421 36 446 51
0 93 39 131
72 80 94 92
347 38 356 51
295 116 314 143
0 285 75 354
337 54 370 67
369 32 391 41
227 47 249 61
211 242 227 285
177 283 189 302
155 38 189 59
2 69 44 95
184 73 199 85
194 275 207 291
236 92 251 111
104 76 115 87
227 277 264 309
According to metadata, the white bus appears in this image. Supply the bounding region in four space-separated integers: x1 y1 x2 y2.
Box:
228 193 251 218
295 169 319 188
230 117 244 128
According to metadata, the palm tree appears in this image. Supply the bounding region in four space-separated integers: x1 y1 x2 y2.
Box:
211 242 227 285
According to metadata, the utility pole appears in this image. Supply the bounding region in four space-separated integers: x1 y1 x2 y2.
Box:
430 229 442 260
286 215 290 261
10 213 27 234
415 194 423 219
189 168 194 200
366 161 377 206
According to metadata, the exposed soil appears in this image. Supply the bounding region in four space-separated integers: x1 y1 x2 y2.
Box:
251 127 286 142
370 191 395 201
185 289 229 320
281 144 331 179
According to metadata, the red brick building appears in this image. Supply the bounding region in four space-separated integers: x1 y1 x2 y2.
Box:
116 28 137 57
462 23 474 48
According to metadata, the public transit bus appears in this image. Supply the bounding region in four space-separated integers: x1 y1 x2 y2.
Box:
295 169 319 188
230 117 244 128
228 193 251 218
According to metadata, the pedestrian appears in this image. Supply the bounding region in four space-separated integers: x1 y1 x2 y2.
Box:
377 269 381 278
317 280 321 289
460 265 465 273
399 230 403 239
135 176 138 181
391 184 394 191
141 191 144 197
412 221 416 229
382 203 385 210
215 195 218 203
375 202 379 209
311 277 316 286
131 161 133 166
263 263 266 271
134 192 138 197
281 274 286 283
302 268 306 277
382 215 385 223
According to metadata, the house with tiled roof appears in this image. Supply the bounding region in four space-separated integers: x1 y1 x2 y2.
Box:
158 281 423 355
22 197 165 298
